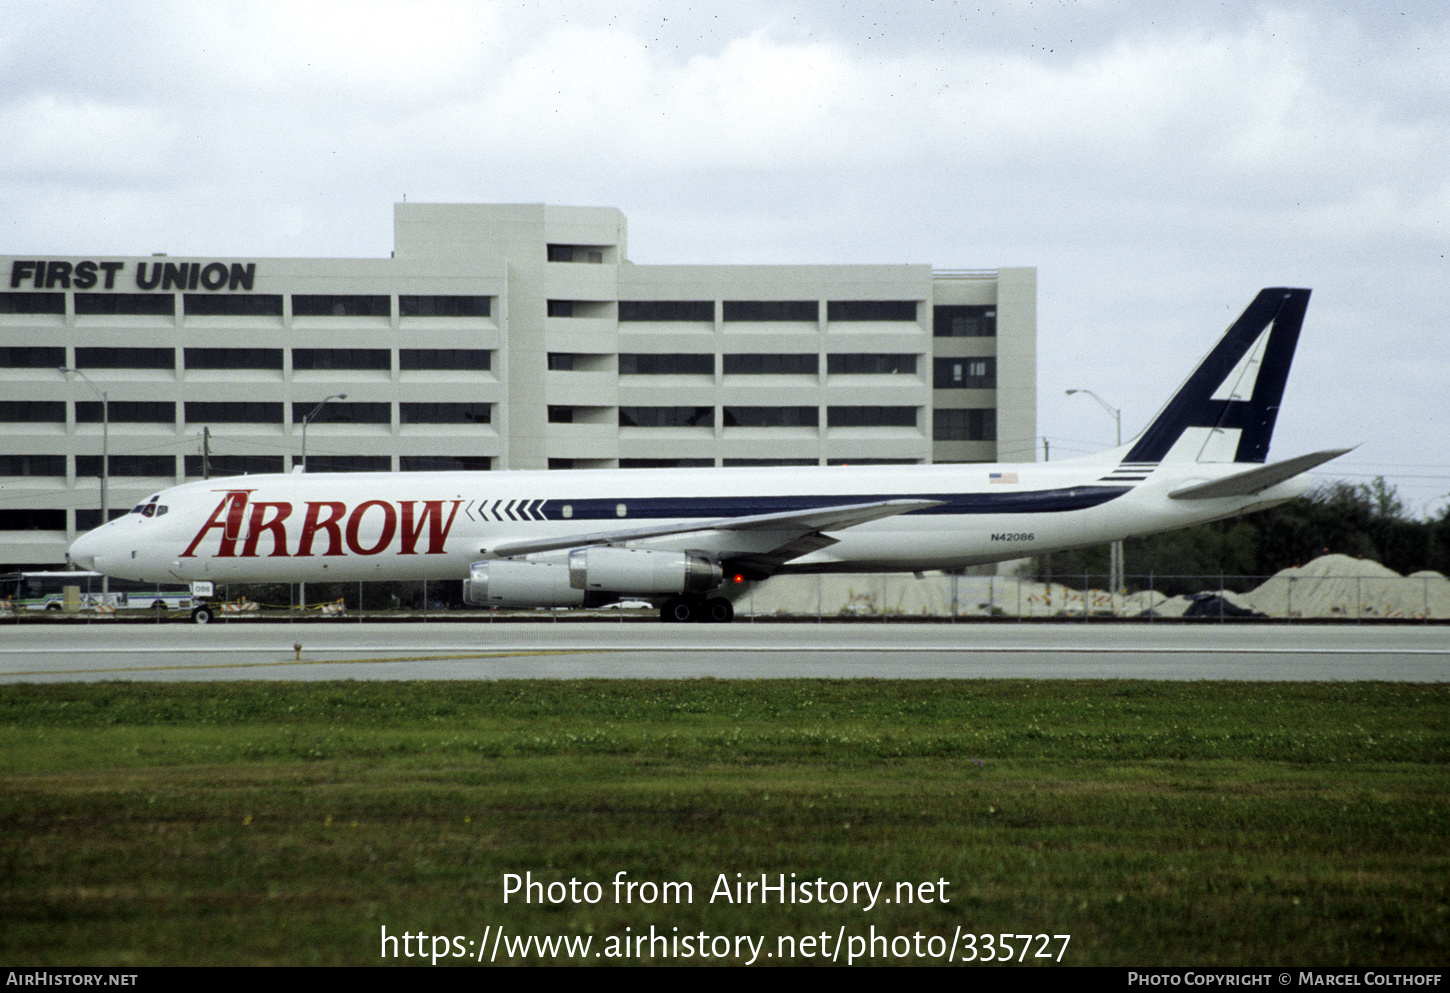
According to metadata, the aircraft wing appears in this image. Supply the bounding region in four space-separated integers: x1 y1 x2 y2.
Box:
486 498 941 565
1168 448 1353 500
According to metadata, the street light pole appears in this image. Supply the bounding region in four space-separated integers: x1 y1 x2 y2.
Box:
59 367 108 593
1066 389 1124 597
299 394 347 472
1065 389 1121 447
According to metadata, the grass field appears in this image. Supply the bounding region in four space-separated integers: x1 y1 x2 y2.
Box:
1 679 1446 966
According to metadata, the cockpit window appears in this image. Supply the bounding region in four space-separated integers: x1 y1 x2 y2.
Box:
142 504 157 518
155 505 168 516
130 505 146 514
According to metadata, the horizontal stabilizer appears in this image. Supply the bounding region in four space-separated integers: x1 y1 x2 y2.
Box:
1168 448 1353 500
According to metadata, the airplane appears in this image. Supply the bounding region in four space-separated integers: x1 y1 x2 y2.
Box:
68 287 1349 624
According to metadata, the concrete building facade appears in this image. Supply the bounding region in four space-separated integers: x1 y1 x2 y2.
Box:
1 203 1036 569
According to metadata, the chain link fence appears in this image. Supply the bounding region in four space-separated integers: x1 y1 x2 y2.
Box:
6 559 1446 622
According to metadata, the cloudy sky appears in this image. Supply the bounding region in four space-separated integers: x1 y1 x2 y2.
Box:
4 0 1446 515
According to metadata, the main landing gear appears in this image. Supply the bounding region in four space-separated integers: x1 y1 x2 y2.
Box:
660 596 735 623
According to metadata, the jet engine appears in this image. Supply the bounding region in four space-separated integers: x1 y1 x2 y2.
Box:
568 547 721 595
463 560 584 608
463 548 722 608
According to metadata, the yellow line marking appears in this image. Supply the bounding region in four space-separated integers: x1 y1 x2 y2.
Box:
4 649 606 677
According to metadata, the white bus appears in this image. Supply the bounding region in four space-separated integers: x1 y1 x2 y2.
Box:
0 571 195 614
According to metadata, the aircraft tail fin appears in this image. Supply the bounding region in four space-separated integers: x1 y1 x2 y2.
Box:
1123 288 1310 465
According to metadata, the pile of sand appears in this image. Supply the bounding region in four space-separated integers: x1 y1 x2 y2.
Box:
745 573 1171 618
1142 589 1262 618
1243 554 1450 619
743 554 1449 620
742 573 979 617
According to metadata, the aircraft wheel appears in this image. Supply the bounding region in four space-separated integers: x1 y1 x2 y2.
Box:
191 605 214 625
701 597 734 623
660 598 695 623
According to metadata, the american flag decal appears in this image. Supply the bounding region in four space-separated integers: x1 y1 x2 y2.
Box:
990 472 1018 484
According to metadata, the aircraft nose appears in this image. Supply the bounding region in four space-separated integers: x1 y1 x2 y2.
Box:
68 527 104 571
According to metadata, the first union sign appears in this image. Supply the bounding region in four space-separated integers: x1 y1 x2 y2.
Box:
10 259 257 292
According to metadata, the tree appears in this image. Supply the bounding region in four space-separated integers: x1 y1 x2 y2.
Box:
1026 477 1441 592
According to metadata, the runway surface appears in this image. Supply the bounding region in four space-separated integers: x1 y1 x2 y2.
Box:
0 621 1445 682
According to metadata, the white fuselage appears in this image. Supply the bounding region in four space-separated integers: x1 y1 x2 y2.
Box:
68 457 1310 586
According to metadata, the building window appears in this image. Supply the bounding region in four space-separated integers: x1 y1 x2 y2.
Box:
401 349 491 371
934 357 995 389
400 403 491 424
76 401 175 423
827 458 919 465
722 353 818 375
0 292 65 315
291 295 391 318
933 305 996 337
298 456 391 473
290 402 390 425
827 406 918 427
547 353 574 371
185 348 283 370
618 353 714 375
184 402 284 424
619 407 714 428
0 346 65 367
399 295 490 317
619 458 713 468
401 456 491 471
75 347 174 369
723 406 818 427
76 455 173 477
547 244 606 263
827 354 917 375
0 509 66 529
549 300 612 319
724 459 817 466
547 406 574 424
723 300 818 322
184 294 283 316
933 408 996 441
184 455 285 477
618 300 714 322
76 508 131 529
827 300 917 321
0 455 66 476
73 293 175 316
0 401 64 422
292 348 390 371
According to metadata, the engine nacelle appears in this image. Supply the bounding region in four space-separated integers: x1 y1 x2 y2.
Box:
463 560 585 608
568 547 722 595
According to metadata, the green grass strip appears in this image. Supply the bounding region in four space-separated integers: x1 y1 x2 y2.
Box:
1 680 1445 966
